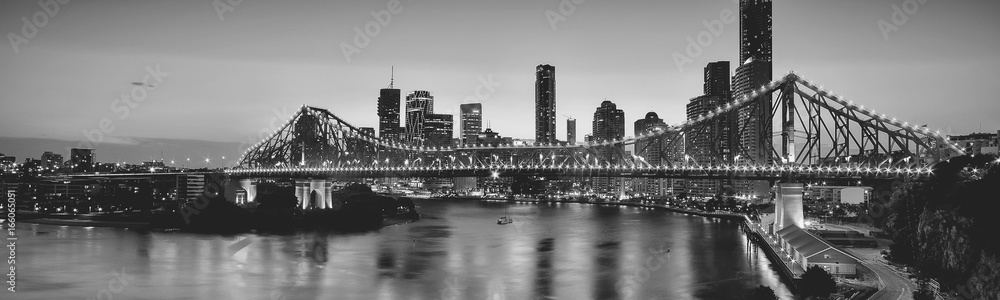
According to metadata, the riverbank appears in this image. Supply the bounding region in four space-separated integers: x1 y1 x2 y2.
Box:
488 197 747 221
22 218 150 229
744 220 802 290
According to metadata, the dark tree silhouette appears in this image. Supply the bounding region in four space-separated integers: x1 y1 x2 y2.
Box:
748 285 778 300
255 182 297 211
912 279 936 300
800 265 837 297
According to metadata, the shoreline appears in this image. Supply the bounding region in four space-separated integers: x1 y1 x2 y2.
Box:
475 197 747 221
22 218 151 229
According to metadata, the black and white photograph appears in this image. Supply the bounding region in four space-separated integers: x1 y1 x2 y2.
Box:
1 0 999 299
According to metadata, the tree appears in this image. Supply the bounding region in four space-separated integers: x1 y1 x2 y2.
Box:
800 265 837 297
254 183 297 211
748 285 778 300
912 279 936 300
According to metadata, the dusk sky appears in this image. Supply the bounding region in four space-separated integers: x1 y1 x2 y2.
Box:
2 0 999 166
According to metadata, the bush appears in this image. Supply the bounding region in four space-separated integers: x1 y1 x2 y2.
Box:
182 194 252 233
912 279 936 300
800 265 837 297
748 285 778 300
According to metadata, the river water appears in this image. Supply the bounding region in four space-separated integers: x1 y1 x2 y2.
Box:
15 199 794 299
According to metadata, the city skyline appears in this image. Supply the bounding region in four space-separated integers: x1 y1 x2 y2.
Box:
2 0 1000 165
3 2 998 299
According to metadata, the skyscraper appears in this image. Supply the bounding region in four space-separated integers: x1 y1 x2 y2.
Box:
733 59 773 164
735 0 773 200
405 90 434 144
593 101 625 143
567 118 576 145
459 103 482 145
634 112 667 195
424 114 454 148
535 64 557 144
703 61 734 162
739 0 772 64
686 95 727 198
593 100 625 194
377 74 402 141
704 61 731 98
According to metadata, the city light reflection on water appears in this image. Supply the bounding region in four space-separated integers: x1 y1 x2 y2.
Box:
18 199 793 299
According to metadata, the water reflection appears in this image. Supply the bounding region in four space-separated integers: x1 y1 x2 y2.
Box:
533 237 555 299
19 199 794 300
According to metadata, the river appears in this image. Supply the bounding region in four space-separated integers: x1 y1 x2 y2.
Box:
15 199 794 299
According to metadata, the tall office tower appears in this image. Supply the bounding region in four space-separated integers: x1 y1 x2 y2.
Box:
734 65 773 153
567 118 577 145
704 61 732 97
535 64 557 144
423 114 454 148
593 101 625 144
663 132 687 195
704 61 736 195
685 95 728 198
592 100 625 194
701 61 735 155
70 148 94 173
41 151 63 171
740 0 772 63
634 112 667 195
459 103 482 144
405 90 434 145
378 72 402 141
735 0 773 200
634 112 666 164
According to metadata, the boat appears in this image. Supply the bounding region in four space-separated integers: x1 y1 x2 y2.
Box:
497 206 513 225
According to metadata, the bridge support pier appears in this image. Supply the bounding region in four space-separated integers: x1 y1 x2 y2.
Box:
294 179 336 209
238 179 257 204
773 183 804 234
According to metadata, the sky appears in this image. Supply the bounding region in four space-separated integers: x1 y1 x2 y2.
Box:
1 0 999 166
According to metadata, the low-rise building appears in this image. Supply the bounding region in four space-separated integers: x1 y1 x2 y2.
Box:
804 185 871 205
775 225 861 277
949 131 999 155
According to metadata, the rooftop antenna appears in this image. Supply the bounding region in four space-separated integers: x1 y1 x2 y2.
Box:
388 66 395 89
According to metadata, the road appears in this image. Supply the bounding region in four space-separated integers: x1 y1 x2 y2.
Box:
823 224 916 300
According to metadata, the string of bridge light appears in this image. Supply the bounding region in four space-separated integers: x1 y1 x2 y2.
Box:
791 73 966 156
227 164 934 176
237 105 308 165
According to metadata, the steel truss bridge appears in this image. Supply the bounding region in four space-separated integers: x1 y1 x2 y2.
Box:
229 73 965 181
